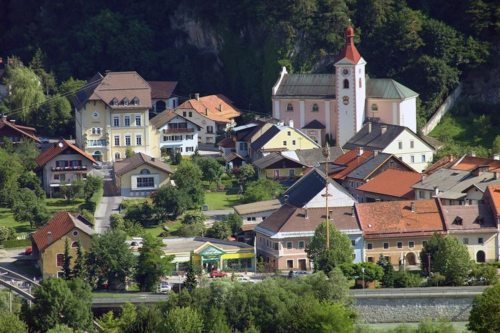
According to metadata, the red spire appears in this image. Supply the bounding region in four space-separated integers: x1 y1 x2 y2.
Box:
337 25 361 64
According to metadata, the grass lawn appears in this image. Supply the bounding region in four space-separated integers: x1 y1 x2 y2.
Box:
204 191 241 210
0 208 33 234
143 220 182 238
45 198 85 214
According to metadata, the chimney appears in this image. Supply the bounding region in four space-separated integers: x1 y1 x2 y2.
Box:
288 119 294 128
357 147 364 156
205 107 208 116
10 119 15 124
493 154 500 161
47 231 52 244
219 103 223 112
421 174 426 182
151 157 155 162
283 195 289 204
367 121 372 133
495 172 500 180
473 166 488 177
380 125 387 135
434 186 439 196
373 150 378 156
410 201 416 213
194 93 200 101
304 208 309 219
471 151 476 157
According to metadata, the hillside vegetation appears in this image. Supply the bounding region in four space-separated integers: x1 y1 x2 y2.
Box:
0 0 497 121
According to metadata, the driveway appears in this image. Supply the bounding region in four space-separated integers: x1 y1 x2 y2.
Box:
203 209 233 227
94 196 123 234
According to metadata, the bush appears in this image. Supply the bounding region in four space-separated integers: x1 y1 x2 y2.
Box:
0 226 17 243
3 239 31 248
468 284 500 333
427 272 446 287
182 211 207 225
468 263 498 285
393 270 423 288
80 209 94 224
110 214 125 230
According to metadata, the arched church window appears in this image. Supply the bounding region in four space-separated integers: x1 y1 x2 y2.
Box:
343 79 349 89
312 103 319 112
286 103 294 112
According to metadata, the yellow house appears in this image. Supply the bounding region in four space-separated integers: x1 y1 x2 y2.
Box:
162 237 255 272
74 71 161 162
250 124 319 160
253 152 307 180
31 212 94 279
114 152 173 197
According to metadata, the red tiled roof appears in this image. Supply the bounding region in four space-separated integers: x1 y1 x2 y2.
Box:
452 155 500 172
441 204 497 232
177 94 240 123
36 140 97 167
217 137 235 148
114 152 173 176
0 118 40 143
485 185 500 217
331 148 373 180
336 26 362 64
357 169 422 199
148 81 177 99
424 155 457 175
31 212 94 252
356 199 445 239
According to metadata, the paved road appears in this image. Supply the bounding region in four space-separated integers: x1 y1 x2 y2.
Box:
350 286 487 298
203 209 233 226
94 196 123 234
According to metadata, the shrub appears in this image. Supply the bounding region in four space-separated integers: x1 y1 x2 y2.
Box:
80 209 94 224
393 270 423 288
469 263 498 285
0 226 17 243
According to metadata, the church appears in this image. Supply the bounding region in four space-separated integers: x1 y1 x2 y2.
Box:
272 26 419 147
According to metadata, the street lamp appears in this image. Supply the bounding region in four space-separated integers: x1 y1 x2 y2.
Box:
361 267 365 290
427 253 431 276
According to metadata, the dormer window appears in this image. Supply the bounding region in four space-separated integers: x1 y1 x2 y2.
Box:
132 97 140 105
343 79 349 89
123 97 129 106
111 98 118 106
312 103 319 112
286 103 293 112
453 216 463 225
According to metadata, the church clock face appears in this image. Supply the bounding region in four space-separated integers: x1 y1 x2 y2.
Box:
342 96 349 105
92 111 99 119
342 68 350 76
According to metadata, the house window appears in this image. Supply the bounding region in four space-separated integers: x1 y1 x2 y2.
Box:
422 155 426 162
186 147 194 152
207 126 214 134
397 241 403 249
91 128 102 135
135 115 141 126
123 98 129 106
140 169 151 175
273 243 279 250
112 98 118 106
411 155 415 163
343 79 349 89
410 140 414 148
289 169 295 177
183 112 186 117
422 241 428 247
287 131 291 136
371 104 378 111
124 116 131 127
115 152 120 160
137 177 155 188
383 242 389 249
298 241 305 249
114 135 120 146
283 141 287 146
132 97 140 105
113 116 119 127
367 257 374 263
312 104 319 112
351 240 356 246
292 140 296 145
463 238 469 245
367 243 373 250
287 260 293 269
71 241 79 248
409 241 415 248
186 135 194 140
478 237 484 245
398 141 403 150
136 135 142 146
286 103 293 112
286 241 292 249
56 254 64 267
189 112 192 117
125 135 131 146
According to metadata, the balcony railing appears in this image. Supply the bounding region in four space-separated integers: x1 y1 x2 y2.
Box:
51 166 88 172
163 128 194 134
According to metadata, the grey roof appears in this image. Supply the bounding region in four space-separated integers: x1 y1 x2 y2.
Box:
343 122 429 151
442 204 497 231
250 125 281 150
275 74 336 98
162 237 253 254
71 73 104 110
292 147 344 166
302 119 326 129
346 152 394 180
282 168 353 208
150 109 200 129
366 78 419 99
233 199 282 215
253 153 307 169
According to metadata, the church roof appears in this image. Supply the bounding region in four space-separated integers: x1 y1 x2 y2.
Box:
274 74 336 98
366 79 418 100
335 26 362 65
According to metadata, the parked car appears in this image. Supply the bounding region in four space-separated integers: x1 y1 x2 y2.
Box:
288 270 310 278
210 270 227 278
156 281 171 293
24 246 32 255
236 276 255 283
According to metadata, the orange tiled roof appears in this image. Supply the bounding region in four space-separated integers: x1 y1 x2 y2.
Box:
36 140 97 167
485 185 500 217
336 26 362 64
451 156 500 172
331 148 373 180
356 199 445 239
0 118 40 143
424 155 457 175
357 169 422 199
177 94 240 123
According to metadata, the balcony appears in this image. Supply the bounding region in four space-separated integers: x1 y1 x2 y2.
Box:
163 128 194 134
51 166 88 172
87 139 107 147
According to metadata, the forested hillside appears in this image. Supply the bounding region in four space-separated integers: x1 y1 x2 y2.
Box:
0 0 498 120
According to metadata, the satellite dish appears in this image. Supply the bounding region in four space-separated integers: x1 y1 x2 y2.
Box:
58 142 64 148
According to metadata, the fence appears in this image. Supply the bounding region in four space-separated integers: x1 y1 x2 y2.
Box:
421 84 463 135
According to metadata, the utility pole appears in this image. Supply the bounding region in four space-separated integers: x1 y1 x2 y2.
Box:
322 143 331 249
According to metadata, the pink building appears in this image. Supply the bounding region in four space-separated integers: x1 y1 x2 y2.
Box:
272 26 418 147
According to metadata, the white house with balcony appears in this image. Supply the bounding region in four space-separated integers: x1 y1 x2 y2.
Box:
151 109 201 156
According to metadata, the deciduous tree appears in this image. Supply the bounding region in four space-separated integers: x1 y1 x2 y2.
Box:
468 284 500 333
136 234 173 292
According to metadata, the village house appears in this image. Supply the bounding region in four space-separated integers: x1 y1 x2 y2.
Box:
148 80 178 114
0 114 40 145
272 26 419 147
233 199 282 243
356 168 422 202
73 71 161 162
150 109 201 156
31 211 94 279
35 140 97 196
113 152 173 197
175 94 240 144
253 152 309 182
255 205 363 271
342 122 435 172
356 199 446 267
484 185 500 261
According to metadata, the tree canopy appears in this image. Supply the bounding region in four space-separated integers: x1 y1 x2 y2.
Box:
468 284 500 333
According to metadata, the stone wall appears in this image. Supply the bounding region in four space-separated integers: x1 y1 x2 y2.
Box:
421 84 462 135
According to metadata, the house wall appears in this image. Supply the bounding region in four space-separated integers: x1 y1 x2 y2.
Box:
364 236 432 267
238 209 279 226
261 167 304 180
42 153 94 196
451 232 497 263
118 164 170 197
261 128 319 152
176 108 218 144
304 183 356 208
40 230 92 279
77 100 159 162
158 115 199 156
358 191 409 203
399 98 417 133
383 130 434 172
365 98 398 125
